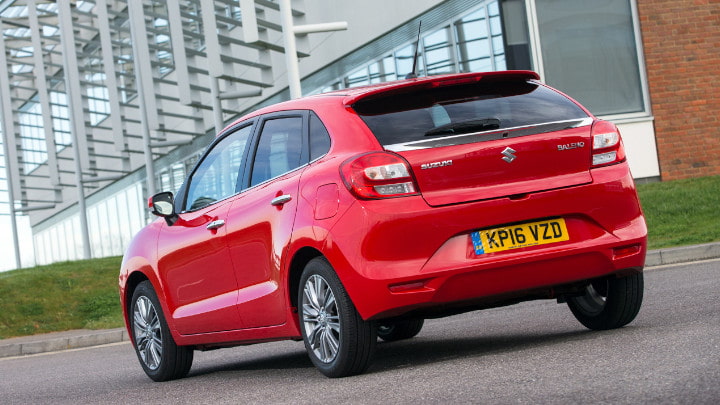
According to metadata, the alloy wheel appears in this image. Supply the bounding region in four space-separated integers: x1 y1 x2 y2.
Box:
133 295 163 370
302 274 341 363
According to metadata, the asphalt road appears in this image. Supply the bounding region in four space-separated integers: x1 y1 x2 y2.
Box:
2 259 718 404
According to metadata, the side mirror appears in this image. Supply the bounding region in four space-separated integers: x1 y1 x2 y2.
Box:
149 192 178 226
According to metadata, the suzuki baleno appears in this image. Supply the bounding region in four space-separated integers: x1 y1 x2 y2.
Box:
119 71 647 381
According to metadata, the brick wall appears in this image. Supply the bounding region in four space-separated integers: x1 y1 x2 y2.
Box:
637 0 720 180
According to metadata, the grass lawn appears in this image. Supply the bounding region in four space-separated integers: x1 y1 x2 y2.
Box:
637 175 720 250
0 175 718 339
0 256 123 339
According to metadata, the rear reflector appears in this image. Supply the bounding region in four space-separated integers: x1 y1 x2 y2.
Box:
389 280 427 293
613 244 641 259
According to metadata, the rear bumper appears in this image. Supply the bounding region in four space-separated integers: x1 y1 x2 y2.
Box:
325 162 647 320
356 239 645 320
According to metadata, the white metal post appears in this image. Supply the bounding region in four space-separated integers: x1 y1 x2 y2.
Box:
278 0 347 99
127 0 157 196
201 0 226 132
209 77 225 133
0 19 21 269
279 0 302 99
28 0 60 187
167 0 193 105
96 0 127 152
57 0 92 259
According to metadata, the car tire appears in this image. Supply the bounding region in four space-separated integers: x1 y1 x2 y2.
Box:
130 280 193 381
567 272 643 330
377 319 424 342
299 257 376 378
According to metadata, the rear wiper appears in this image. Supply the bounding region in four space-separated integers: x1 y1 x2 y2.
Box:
425 118 501 136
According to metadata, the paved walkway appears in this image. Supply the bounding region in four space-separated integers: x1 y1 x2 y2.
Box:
2 242 719 358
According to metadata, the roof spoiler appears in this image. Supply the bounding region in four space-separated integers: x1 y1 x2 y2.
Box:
343 70 540 106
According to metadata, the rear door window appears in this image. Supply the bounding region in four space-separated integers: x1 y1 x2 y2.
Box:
249 116 304 187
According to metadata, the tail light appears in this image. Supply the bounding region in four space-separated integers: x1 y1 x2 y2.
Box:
340 152 420 199
591 120 626 167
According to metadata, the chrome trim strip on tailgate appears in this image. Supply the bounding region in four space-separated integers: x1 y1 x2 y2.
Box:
384 117 594 152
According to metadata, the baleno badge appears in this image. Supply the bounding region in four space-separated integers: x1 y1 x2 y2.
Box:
557 142 585 151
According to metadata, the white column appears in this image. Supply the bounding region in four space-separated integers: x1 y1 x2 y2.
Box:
27 0 60 186
57 0 92 259
96 0 127 152
201 0 226 131
278 0 347 99
279 0 302 99
167 0 193 105
0 19 22 269
127 0 158 195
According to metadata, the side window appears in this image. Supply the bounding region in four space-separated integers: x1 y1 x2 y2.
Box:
250 117 304 187
309 113 331 160
185 125 252 211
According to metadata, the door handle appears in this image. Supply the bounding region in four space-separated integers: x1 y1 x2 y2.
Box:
206 219 225 230
271 195 292 206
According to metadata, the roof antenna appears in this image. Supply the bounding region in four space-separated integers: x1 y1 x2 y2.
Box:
405 21 422 79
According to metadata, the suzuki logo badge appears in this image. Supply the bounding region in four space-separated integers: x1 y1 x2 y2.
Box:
501 147 517 163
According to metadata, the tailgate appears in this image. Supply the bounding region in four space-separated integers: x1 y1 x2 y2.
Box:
353 75 594 206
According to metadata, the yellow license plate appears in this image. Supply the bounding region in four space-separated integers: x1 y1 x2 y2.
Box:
471 218 569 255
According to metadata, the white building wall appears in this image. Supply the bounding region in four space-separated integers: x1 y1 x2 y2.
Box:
616 119 660 179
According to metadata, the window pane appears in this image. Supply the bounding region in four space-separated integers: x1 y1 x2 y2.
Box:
116 191 132 249
536 0 644 115
250 117 304 186
185 125 252 211
423 26 455 75
373 56 396 82
455 7 492 72
346 67 370 88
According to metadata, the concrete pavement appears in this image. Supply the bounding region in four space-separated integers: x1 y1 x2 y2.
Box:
2 242 719 359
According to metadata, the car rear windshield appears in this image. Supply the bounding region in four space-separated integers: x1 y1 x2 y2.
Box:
353 79 590 148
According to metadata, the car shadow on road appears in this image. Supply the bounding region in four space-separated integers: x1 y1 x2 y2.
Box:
188 345 314 378
185 326 616 379
368 328 596 375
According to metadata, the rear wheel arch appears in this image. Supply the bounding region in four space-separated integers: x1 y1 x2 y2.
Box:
288 247 324 309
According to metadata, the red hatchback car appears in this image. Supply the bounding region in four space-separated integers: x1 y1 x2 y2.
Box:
119 71 647 381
